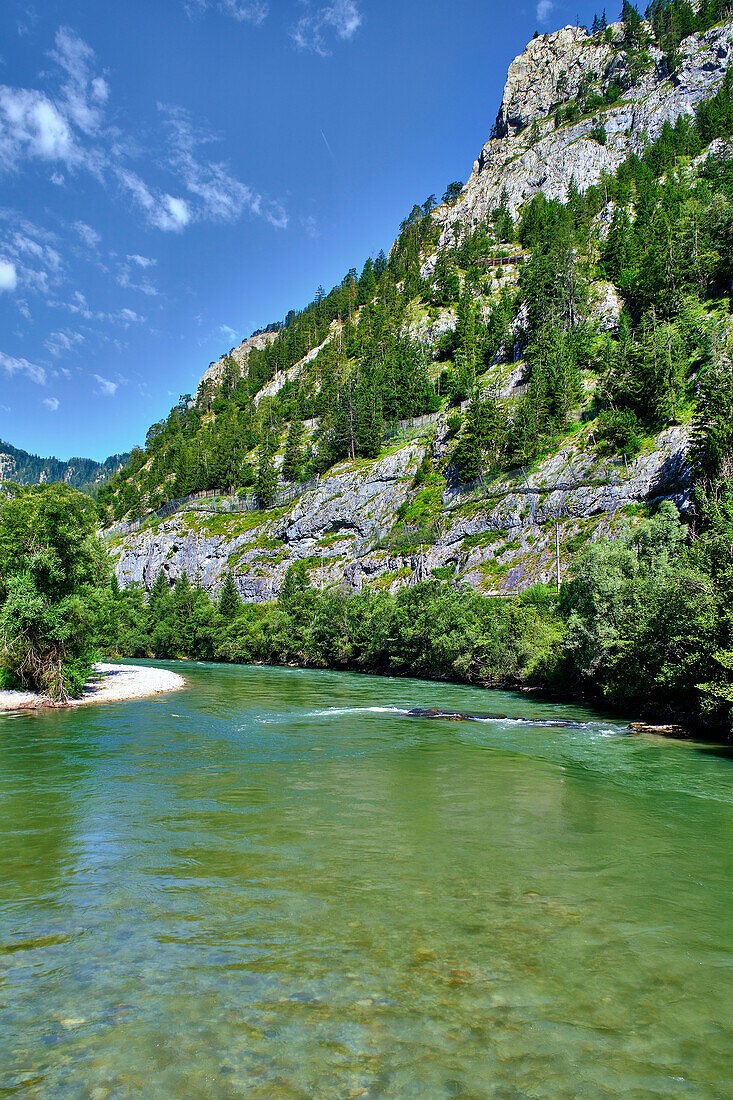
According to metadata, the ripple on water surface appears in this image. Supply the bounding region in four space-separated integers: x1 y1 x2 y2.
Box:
1 660 732 1098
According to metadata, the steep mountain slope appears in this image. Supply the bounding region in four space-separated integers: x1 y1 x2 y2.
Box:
0 440 129 494
106 8 733 603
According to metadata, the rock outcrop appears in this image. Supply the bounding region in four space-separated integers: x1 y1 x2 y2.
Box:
434 19 733 243
112 423 691 601
199 329 279 389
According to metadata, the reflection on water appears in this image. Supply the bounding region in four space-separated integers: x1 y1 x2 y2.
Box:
1 662 732 1098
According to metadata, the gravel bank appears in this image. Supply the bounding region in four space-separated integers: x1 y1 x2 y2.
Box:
0 663 186 712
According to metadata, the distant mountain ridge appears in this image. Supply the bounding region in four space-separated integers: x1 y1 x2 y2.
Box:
0 439 130 494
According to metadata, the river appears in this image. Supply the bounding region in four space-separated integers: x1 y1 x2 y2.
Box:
1 661 732 1097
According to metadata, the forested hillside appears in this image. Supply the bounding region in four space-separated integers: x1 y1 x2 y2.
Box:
101 4 733 532
0 440 129 494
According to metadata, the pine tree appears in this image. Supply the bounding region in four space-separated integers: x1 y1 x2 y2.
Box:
255 444 278 508
219 572 241 617
355 368 384 458
282 416 304 482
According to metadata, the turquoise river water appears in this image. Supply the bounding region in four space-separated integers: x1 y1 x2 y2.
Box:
1 661 732 1098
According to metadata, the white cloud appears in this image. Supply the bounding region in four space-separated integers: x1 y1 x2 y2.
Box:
51 27 108 136
160 104 288 228
220 0 268 22
186 0 269 24
0 86 76 167
0 350 46 384
536 0 553 23
219 323 240 344
302 215 319 239
55 289 145 326
293 0 362 55
324 0 362 39
0 260 17 291
0 215 65 296
118 256 159 296
45 328 83 356
43 396 60 410
73 220 100 247
2 28 285 239
128 253 156 268
93 372 118 395
116 167 191 231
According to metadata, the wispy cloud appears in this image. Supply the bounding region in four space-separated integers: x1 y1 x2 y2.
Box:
0 350 46 385
536 0 553 24
1 27 284 235
0 215 63 295
293 0 363 55
117 254 159 296
160 104 288 228
93 372 118 395
186 0 269 24
302 215 319 239
45 327 84 356
0 260 17 291
56 290 145 326
73 220 100 248
43 396 60 411
50 26 109 137
115 167 191 232
219 323 240 344
128 253 155 268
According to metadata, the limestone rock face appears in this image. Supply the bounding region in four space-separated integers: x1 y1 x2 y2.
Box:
495 26 612 138
435 18 733 243
112 426 691 602
113 443 424 601
199 330 279 389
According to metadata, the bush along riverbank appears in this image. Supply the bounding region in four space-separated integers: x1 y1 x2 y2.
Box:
108 498 733 741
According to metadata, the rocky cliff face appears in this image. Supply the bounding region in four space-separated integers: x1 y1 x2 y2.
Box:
199 329 279 389
112 420 691 601
433 18 733 244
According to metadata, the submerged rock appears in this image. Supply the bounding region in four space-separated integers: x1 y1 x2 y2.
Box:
627 722 691 739
406 706 508 722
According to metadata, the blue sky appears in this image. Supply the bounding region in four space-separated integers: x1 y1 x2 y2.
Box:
0 0 603 461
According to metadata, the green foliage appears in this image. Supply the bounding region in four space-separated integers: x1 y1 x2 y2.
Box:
219 573 241 618
0 484 112 699
559 501 731 730
595 407 643 456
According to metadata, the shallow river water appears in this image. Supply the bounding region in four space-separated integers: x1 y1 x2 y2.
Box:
1 661 732 1098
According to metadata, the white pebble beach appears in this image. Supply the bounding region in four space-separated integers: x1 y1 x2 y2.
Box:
0 662 186 712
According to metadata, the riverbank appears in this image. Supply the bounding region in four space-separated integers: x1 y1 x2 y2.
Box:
0 662 185 713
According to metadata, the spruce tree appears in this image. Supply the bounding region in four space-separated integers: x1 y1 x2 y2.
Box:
255 445 278 508
219 573 241 617
282 416 304 482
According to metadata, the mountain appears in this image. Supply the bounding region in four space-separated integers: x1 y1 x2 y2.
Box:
0 440 130 494
103 6 733 603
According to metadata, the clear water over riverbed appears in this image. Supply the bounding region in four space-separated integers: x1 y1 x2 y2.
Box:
1 662 732 1098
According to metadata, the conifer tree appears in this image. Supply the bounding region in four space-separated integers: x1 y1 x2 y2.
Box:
219 573 241 617
255 444 278 508
282 415 304 482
